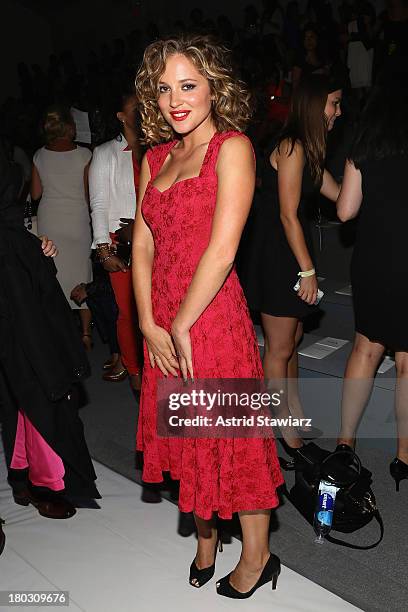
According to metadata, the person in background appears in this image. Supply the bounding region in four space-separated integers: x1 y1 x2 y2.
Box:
32 107 93 350
239 74 342 450
336 70 408 491
292 24 330 88
0 135 100 528
89 91 143 390
376 0 408 74
70 263 120 371
346 1 376 108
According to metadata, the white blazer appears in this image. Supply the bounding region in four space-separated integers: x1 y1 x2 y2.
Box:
89 136 137 247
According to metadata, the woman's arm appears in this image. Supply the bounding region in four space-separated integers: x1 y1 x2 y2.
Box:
89 147 126 272
277 140 318 304
320 169 341 202
30 163 43 200
132 154 178 376
336 159 363 221
172 136 255 333
88 147 111 247
83 162 90 205
277 140 313 271
132 154 154 331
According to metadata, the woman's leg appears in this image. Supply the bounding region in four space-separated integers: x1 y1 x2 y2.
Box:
395 351 408 463
192 514 217 575
287 321 305 420
109 269 142 383
228 510 271 592
338 332 385 447
79 308 93 350
261 313 303 447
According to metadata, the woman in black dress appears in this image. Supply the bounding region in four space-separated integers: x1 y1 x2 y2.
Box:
336 71 408 489
239 74 342 448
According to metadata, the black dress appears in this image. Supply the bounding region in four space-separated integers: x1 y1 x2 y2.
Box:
239 150 319 318
0 137 100 499
351 156 408 351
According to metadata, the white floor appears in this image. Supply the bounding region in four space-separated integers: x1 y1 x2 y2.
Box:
0 453 362 612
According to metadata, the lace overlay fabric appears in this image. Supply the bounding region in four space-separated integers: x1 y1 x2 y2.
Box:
137 131 284 519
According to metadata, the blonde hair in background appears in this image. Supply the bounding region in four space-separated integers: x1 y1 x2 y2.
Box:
135 35 252 145
43 106 76 144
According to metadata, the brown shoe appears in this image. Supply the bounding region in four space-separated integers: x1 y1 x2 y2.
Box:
103 353 119 370
13 488 76 520
0 519 5 555
102 368 128 382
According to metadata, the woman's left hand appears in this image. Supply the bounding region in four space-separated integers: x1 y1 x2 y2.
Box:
40 235 58 257
171 322 194 383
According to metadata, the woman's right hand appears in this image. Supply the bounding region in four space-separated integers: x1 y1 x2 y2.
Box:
297 275 318 305
102 254 128 273
142 323 179 377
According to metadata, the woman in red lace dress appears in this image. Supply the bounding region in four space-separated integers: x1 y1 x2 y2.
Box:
132 35 284 599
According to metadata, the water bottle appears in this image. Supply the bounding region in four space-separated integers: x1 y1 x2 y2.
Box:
313 479 339 544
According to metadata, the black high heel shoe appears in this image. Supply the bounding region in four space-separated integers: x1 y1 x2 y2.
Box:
189 538 223 588
277 437 306 471
216 553 280 599
390 458 408 492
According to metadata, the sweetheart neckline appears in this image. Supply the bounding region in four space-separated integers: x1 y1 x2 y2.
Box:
148 175 203 195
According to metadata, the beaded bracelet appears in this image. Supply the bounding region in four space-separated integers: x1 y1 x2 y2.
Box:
99 253 113 263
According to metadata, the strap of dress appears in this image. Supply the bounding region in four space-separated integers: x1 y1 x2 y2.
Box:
146 141 174 181
201 130 254 177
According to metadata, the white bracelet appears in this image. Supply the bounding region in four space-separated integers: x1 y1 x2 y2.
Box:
298 268 316 278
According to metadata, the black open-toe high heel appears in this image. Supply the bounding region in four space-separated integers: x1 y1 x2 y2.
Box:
216 553 281 599
390 458 408 492
189 538 223 588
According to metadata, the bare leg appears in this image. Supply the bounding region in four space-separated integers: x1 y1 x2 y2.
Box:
287 322 305 420
106 352 119 366
395 352 408 463
261 313 303 448
338 332 384 447
193 514 217 574
79 308 92 350
228 510 271 593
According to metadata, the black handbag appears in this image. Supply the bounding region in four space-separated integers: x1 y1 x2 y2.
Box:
285 443 384 550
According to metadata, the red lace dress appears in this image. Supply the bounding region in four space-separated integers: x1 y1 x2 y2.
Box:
136 131 284 520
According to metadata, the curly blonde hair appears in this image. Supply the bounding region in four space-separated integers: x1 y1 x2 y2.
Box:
135 35 252 145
